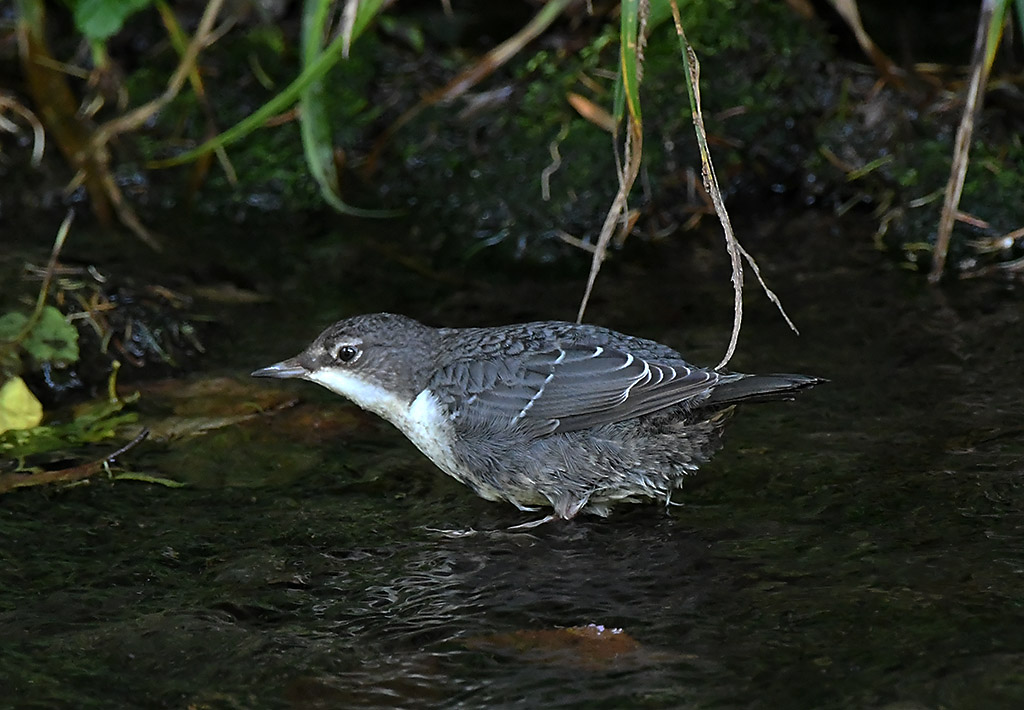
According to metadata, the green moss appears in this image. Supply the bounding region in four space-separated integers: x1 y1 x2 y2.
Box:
371 0 838 261
106 2 1021 271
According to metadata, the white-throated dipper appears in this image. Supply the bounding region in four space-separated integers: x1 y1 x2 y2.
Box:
252 313 822 527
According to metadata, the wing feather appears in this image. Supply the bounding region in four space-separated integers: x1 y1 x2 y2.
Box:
433 344 719 438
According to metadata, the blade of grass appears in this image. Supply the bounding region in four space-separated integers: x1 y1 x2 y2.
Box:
1017 0 1024 50
154 0 237 186
668 1 796 368
4 209 74 346
150 0 389 169
826 0 903 85
619 0 643 122
929 0 1007 282
300 0 393 216
92 0 225 156
576 0 646 324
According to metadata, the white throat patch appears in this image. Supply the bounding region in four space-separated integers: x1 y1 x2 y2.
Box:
305 369 479 494
306 368 408 422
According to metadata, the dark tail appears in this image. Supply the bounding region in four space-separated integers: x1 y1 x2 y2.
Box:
707 373 825 406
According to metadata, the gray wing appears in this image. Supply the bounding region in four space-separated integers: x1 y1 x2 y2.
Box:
434 344 719 438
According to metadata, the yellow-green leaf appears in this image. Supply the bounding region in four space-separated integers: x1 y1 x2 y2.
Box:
0 377 44 434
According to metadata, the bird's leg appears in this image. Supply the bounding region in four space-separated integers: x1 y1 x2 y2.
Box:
507 491 591 530
507 513 558 531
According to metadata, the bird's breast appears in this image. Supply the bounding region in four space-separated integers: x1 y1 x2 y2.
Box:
400 389 503 501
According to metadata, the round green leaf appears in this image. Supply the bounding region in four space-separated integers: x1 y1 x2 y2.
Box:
23 306 79 365
72 0 154 42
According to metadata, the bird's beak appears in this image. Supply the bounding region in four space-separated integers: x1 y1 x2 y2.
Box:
251 357 308 379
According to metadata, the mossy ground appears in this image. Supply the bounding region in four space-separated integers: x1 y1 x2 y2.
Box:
110 1 1023 271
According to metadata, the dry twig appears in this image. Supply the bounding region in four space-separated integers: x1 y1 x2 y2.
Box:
669 2 796 368
0 429 150 494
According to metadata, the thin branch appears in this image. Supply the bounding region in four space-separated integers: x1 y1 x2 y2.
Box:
0 93 45 166
929 0 1003 282
576 0 648 323
10 209 74 344
89 0 226 150
669 1 797 368
577 120 643 323
0 429 149 494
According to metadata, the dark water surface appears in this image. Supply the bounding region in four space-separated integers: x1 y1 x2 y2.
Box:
2 210 1022 709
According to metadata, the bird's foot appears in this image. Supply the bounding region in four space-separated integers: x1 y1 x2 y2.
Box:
664 489 685 509
507 513 559 531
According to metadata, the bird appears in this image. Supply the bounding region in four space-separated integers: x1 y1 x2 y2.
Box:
252 313 822 527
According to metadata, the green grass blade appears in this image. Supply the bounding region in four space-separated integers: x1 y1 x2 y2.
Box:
299 0 391 216
1016 0 1024 50
619 0 642 122
149 0 383 170
983 0 1009 70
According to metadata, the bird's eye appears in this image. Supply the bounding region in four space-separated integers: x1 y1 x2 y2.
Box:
336 345 359 363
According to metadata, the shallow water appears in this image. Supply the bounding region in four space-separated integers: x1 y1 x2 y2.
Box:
2 209 1023 709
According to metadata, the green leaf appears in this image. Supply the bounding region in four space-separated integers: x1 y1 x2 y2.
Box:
22 306 79 365
0 402 137 458
0 377 44 434
0 311 29 341
72 0 153 42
